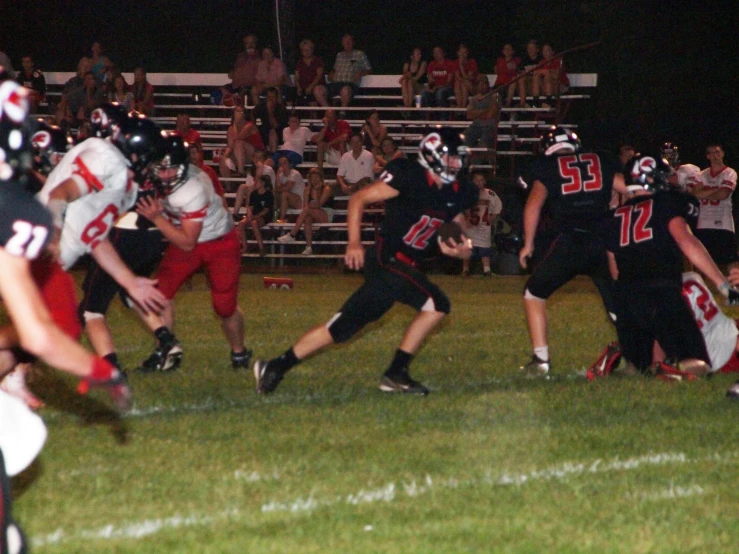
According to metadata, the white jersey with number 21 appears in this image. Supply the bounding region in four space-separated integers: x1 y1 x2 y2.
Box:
681 271 738 371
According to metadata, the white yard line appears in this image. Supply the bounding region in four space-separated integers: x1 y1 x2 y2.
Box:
33 450 735 548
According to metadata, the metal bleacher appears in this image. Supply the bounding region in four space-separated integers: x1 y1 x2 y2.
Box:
42 72 597 266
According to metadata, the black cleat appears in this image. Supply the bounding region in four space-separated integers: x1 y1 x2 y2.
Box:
727 380 739 399
77 370 133 413
231 348 253 370
379 371 430 395
253 360 285 394
519 355 551 378
136 340 183 373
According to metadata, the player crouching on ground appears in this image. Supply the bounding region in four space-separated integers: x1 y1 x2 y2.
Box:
591 153 739 382
135 134 253 371
253 128 478 396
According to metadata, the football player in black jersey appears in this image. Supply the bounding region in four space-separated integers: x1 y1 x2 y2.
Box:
518 126 628 377
0 82 130 554
603 154 738 378
254 128 478 395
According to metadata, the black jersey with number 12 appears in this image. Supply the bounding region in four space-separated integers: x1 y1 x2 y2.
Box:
377 158 478 264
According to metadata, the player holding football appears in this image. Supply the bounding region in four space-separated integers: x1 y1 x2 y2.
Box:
253 128 477 395
518 126 628 376
135 134 253 370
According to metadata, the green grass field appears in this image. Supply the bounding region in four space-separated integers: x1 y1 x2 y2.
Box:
13 271 739 553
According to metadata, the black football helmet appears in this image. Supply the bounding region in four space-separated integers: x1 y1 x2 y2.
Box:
152 133 189 194
660 142 680 169
90 103 129 146
539 125 581 156
418 127 468 184
31 121 71 174
625 153 672 193
119 117 163 182
0 80 32 182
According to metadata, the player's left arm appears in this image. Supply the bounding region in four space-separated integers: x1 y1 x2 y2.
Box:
136 196 203 252
438 212 473 260
90 238 166 314
669 216 728 290
606 250 619 280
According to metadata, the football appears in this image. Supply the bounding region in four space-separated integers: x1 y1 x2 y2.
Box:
437 221 465 245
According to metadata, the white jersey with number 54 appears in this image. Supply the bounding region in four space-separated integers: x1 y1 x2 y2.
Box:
681 271 738 371
465 188 502 248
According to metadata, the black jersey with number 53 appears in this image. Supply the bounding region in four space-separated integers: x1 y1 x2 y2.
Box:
0 180 52 260
604 190 699 283
377 158 478 264
531 151 619 232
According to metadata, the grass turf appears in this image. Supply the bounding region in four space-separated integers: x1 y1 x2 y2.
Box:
12 272 739 553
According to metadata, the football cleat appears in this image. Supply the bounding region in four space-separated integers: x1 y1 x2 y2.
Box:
648 360 697 382
586 342 622 381
231 348 253 370
519 355 551 378
379 371 430 396
136 340 183 373
77 370 133 413
726 381 739 400
253 360 285 394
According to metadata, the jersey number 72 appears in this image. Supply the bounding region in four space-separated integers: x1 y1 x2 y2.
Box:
614 200 654 247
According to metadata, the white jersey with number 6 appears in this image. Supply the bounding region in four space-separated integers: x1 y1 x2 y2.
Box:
465 188 502 248
37 138 136 270
681 271 738 371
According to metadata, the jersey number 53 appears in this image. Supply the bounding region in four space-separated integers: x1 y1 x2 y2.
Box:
558 153 603 195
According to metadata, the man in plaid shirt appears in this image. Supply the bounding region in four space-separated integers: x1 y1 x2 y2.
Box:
329 34 371 111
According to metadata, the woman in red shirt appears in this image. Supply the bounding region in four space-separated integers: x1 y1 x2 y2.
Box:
493 44 520 109
452 44 479 108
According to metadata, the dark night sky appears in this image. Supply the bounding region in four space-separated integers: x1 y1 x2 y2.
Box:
2 0 737 161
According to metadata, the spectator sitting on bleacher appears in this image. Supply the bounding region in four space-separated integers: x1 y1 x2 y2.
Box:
336 133 374 195
328 34 372 111
295 39 329 107
174 112 202 146
232 151 276 232
238 175 274 256
464 75 500 150
108 74 133 111
421 46 454 113
252 86 288 154
220 106 264 178
400 47 427 109
75 71 106 126
313 108 351 170
87 41 114 83
252 46 289 105
373 137 404 176
233 34 261 105
517 40 544 108
452 44 479 109
275 155 306 222
55 57 91 128
361 110 388 156
277 167 335 255
254 149 276 189
219 68 244 107
536 43 569 108
132 67 155 115
16 55 45 114
272 112 314 167
494 43 521 112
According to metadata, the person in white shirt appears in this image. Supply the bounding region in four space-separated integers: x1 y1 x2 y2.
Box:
691 144 738 267
462 172 502 276
272 113 314 167
336 133 374 195
136 134 253 371
275 155 305 221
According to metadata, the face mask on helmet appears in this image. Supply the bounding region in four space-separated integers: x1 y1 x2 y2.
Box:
91 103 129 146
153 134 189 194
626 155 672 193
418 129 468 185
0 81 31 182
540 126 581 156
660 142 680 169
121 117 164 183
31 122 71 174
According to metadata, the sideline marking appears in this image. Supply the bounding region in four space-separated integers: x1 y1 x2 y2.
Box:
33 450 735 547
